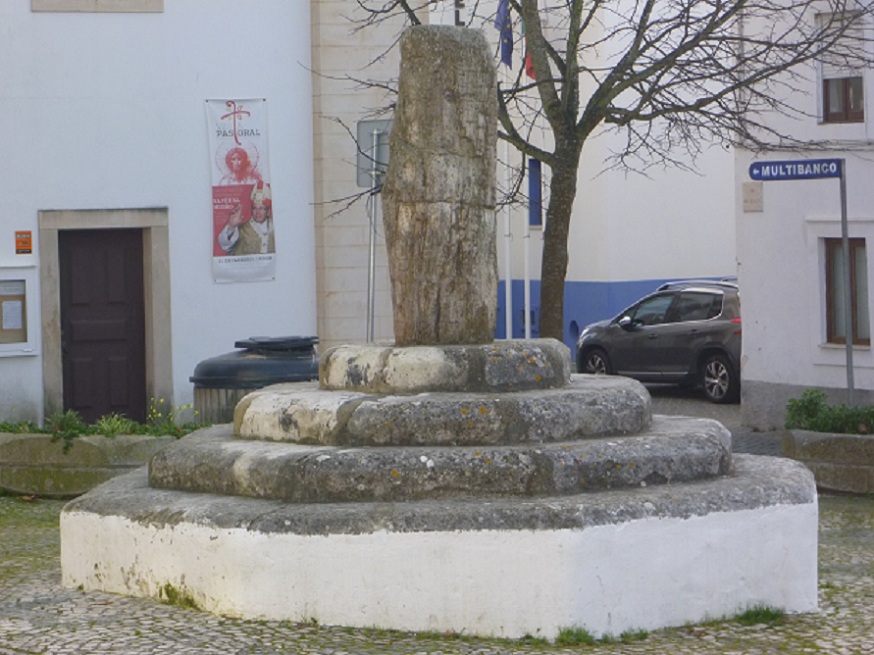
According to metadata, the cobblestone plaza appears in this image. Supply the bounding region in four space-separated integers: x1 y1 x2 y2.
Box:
2 395 872 653
1 488 872 654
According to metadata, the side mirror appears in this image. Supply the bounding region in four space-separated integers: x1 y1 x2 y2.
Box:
618 316 633 330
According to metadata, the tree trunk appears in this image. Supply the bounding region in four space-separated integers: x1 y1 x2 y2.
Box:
538 152 580 342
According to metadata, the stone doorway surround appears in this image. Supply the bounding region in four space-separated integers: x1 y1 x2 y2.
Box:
38 209 173 418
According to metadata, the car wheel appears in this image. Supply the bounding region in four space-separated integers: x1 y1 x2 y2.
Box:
583 349 612 375
701 353 739 404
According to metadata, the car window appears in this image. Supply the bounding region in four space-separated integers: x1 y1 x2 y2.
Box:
669 292 723 322
629 294 674 326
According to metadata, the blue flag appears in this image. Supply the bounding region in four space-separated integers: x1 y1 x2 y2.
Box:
495 0 512 67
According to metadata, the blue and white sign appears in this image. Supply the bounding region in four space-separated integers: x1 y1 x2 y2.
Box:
749 159 842 181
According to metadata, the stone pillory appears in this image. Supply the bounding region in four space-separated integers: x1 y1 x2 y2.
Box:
382 26 498 346
60 22 820 642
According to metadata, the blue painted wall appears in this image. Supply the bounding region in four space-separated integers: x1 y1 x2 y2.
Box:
496 277 679 356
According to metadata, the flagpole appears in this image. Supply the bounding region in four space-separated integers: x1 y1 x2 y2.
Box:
496 0 515 340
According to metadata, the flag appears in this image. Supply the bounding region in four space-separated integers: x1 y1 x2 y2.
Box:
522 20 536 79
495 0 512 67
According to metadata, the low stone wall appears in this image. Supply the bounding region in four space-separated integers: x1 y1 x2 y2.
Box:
782 429 874 494
0 433 176 498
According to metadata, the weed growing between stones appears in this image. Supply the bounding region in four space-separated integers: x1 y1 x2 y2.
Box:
46 409 88 451
734 604 785 626
555 627 597 646
91 413 143 438
145 398 200 437
555 626 649 646
159 583 201 611
518 633 550 646
619 628 650 642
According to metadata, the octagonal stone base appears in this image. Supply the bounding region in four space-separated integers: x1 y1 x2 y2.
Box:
61 454 817 639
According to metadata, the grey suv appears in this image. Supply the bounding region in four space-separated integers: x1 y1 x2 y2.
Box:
575 280 741 403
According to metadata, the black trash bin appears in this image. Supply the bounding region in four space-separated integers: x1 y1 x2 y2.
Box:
190 336 319 424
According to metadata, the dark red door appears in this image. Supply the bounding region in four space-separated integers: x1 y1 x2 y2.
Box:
59 229 147 423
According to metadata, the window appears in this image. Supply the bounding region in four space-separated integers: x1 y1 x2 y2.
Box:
824 77 865 123
629 295 674 327
668 292 723 323
826 238 870 345
819 13 866 123
528 158 543 227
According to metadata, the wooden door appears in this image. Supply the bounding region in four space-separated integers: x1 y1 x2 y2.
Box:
59 229 147 423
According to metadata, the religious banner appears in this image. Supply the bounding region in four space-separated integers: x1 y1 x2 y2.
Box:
206 99 275 282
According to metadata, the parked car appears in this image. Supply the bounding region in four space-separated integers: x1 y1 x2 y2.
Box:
575 279 742 403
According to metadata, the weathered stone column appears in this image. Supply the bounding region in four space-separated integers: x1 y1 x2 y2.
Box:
382 26 498 346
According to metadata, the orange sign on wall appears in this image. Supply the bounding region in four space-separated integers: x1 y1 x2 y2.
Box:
15 231 32 255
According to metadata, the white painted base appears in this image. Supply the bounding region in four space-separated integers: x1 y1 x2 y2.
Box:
61 475 818 639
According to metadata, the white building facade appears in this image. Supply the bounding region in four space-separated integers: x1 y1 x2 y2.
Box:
0 1 316 424
0 0 737 425
734 7 874 429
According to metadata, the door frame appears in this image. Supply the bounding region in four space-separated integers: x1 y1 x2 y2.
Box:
39 209 172 417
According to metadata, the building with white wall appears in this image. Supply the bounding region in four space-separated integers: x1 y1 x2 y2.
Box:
0 0 738 425
734 9 874 429
0 1 315 424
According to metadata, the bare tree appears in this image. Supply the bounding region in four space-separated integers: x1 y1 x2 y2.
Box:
356 0 874 341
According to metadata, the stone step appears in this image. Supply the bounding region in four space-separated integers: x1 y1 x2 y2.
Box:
318 339 572 394
234 375 651 446
148 417 732 503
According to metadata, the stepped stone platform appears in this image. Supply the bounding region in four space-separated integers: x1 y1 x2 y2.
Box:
61 339 818 639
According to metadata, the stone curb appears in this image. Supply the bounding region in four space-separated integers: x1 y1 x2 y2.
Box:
235 375 651 445
0 433 176 498
71 453 814 536
149 417 732 503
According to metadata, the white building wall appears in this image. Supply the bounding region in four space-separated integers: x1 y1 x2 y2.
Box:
311 1 418 350
737 148 874 428
734 46 874 428
0 1 315 422
567 139 736 283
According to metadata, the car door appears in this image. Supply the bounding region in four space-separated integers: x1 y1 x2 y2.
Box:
609 293 677 377
654 291 723 378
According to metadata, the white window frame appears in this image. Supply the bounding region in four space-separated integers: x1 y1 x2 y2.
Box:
806 219 874 371
824 236 870 345
0 267 38 358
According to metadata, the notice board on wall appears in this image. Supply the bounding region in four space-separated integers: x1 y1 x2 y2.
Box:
0 267 36 356
0 279 26 344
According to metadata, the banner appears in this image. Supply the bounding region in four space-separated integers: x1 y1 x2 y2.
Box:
206 99 275 282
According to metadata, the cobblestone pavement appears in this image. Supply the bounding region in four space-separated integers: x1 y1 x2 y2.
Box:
647 384 782 456
3 494 874 652
2 390 867 655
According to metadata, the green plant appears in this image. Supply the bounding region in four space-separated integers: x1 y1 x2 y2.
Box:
555 626 597 646
0 420 39 433
1 399 204 449
786 389 874 434
619 629 649 643
159 582 200 610
91 413 144 438
45 409 88 452
146 398 199 437
45 409 87 435
518 633 550 646
734 604 785 626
